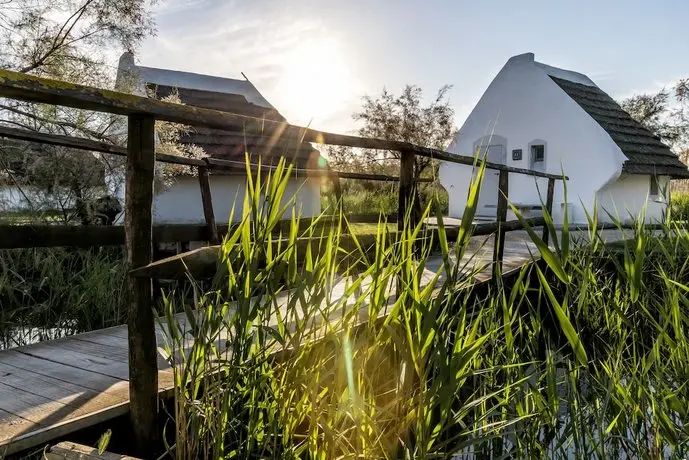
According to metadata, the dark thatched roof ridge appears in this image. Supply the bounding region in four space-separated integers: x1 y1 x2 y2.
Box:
148 84 324 174
550 76 689 178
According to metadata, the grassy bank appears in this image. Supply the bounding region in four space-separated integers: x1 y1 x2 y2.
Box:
156 163 689 459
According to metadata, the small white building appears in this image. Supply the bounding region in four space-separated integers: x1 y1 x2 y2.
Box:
439 53 689 225
115 53 325 224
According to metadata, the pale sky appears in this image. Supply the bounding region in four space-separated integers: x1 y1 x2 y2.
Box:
138 0 689 134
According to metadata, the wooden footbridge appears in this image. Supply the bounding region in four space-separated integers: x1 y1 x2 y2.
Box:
0 69 565 456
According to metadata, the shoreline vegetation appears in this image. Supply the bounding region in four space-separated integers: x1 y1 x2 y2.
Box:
2 164 689 458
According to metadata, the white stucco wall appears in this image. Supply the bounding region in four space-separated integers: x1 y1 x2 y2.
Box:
0 186 77 211
438 53 628 225
112 53 322 226
152 175 322 224
597 174 669 224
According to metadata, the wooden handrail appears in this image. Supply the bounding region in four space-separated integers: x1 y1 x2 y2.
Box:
0 69 567 181
0 66 569 450
0 125 432 183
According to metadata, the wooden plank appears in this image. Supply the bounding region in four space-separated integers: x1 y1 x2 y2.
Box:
543 177 555 245
0 124 429 183
0 125 204 166
335 170 432 182
0 408 39 448
47 441 142 460
0 361 126 405
197 164 220 244
32 336 130 364
0 370 125 429
0 70 567 180
0 126 431 182
0 378 129 456
14 345 131 380
124 114 158 455
493 169 509 278
0 382 71 423
130 245 221 280
0 351 129 397
398 149 416 232
406 145 568 180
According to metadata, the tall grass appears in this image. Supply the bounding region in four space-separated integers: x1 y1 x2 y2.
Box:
0 247 127 348
670 192 689 222
157 160 689 459
324 180 449 216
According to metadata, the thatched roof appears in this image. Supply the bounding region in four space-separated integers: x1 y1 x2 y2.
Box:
144 82 323 173
551 76 689 178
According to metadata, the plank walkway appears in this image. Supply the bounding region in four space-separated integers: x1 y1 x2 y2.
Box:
0 233 540 455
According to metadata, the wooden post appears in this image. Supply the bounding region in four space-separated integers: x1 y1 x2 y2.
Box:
125 114 158 456
542 178 555 246
493 169 509 279
398 149 416 233
198 164 219 244
330 172 343 212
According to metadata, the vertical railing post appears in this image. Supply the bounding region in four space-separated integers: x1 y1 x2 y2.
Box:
396 149 416 300
493 169 509 279
398 149 416 233
330 171 343 212
125 114 158 456
198 162 219 245
542 178 555 246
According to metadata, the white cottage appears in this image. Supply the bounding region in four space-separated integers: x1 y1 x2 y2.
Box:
115 53 325 224
439 52 689 225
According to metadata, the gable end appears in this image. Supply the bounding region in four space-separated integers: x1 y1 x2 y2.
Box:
550 76 689 178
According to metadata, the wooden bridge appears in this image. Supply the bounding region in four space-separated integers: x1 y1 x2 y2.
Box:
0 69 566 456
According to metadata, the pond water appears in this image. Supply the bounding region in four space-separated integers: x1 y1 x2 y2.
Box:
1 325 76 350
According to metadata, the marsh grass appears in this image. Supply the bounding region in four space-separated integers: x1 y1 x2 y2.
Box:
323 180 449 216
0 246 128 348
160 159 687 458
670 192 689 223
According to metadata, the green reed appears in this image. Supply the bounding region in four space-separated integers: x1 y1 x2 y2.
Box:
161 158 689 459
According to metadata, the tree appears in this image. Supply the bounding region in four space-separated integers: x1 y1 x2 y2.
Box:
329 85 457 178
326 85 456 216
0 0 156 221
621 79 689 154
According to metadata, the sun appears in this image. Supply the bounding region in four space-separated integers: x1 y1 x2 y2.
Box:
275 38 357 128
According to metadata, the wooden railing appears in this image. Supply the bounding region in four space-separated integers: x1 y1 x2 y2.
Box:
0 68 566 454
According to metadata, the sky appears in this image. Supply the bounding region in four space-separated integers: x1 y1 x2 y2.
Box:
137 0 689 134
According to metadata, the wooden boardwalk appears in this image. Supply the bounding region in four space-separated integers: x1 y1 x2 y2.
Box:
0 233 540 455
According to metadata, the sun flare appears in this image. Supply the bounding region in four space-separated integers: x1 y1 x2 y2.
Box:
275 38 358 127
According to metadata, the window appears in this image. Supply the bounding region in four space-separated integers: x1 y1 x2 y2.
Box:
650 175 660 197
531 144 545 163
528 140 547 171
